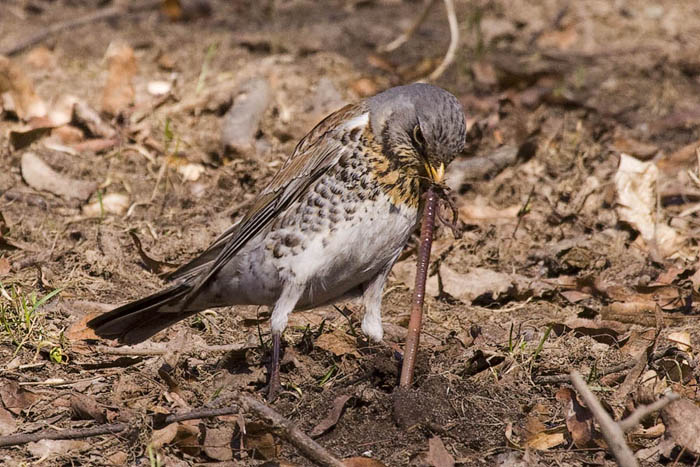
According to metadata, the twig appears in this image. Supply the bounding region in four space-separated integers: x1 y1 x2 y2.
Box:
95 343 247 356
617 393 680 432
535 349 669 385
0 423 128 448
570 371 637 467
0 404 242 448
428 0 459 81
155 406 241 428
1 1 161 56
400 187 439 387
237 394 345 467
378 0 438 53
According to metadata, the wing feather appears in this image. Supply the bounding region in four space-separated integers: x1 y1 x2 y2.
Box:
172 103 368 306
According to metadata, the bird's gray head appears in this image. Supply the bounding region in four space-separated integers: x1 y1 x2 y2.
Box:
367 83 466 182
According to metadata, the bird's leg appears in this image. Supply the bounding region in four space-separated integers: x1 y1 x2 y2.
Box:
360 255 400 344
266 285 302 400
268 331 282 401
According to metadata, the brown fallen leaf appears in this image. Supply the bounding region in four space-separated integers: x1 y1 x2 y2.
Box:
0 380 42 415
70 394 107 423
0 55 47 120
221 77 271 155
51 125 84 145
439 265 514 303
82 193 130 217
661 398 700 456
310 394 351 438
555 387 595 447
0 257 10 276
27 439 89 459
151 422 201 456
0 405 17 436
21 152 97 201
611 135 659 161
10 125 53 150
615 154 684 258
151 423 178 449
71 138 118 154
101 41 138 116
24 46 56 69
427 436 455 467
315 328 359 357
244 428 278 460
72 100 116 138
203 426 234 461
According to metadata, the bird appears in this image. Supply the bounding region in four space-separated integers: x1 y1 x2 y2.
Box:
87 83 466 398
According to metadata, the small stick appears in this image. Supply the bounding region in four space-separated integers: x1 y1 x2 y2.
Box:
0 423 128 448
378 0 438 53
1 1 161 57
0 405 241 448
94 342 247 356
237 394 345 467
400 187 439 387
617 392 679 432
428 0 459 81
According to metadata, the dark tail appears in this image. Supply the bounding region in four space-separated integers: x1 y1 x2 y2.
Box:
87 284 199 345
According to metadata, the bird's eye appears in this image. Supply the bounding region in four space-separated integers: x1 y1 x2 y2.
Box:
412 125 425 147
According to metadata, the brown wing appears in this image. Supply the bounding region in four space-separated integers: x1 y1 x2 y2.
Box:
171 102 367 305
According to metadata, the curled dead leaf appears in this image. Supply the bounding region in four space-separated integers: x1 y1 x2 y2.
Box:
82 193 130 217
21 152 97 201
0 55 47 120
101 41 137 116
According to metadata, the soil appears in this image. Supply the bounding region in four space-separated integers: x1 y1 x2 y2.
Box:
1 0 700 466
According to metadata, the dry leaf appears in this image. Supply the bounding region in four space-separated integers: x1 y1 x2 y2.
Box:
0 257 10 276
615 153 683 258
310 394 351 437
315 328 359 357
70 394 107 423
24 46 56 69
151 423 178 449
177 162 205 181
101 41 137 116
390 260 439 296
72 100 116 138
0 380 42 415
10 125 53 150
72 138 118 154
555 388 595 447
439 265 514 303
82 193 130 217
244 430 278 460
661 398 700 456
0 55 47 120
427 436 455 467
147 80 172 96
27 439 89 459
667 331 692 353
525 431 565 451
203 426 234 461
221 77 271 155
0 406 17 436
21 152 97 201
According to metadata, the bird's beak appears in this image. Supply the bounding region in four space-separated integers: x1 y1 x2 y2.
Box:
425 162 445 183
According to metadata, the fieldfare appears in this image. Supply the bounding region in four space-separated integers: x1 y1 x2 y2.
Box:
88 83 467 397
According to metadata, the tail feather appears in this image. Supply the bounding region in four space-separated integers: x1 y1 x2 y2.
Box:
87 284 196 345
